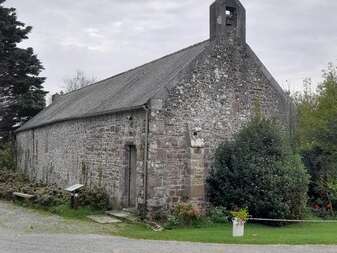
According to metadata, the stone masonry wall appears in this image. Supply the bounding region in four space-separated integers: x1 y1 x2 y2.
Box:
146 40 292 216
16 42 292 218
16 110 146 209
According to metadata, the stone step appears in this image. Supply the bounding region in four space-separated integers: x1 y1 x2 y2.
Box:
105 211 163 232
122 208 137 214
105 210 138 223
87 215 122 224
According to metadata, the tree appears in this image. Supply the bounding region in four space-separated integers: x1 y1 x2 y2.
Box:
63 70 96 93
0 0 47 141
207 117 309 222
294 63 337 216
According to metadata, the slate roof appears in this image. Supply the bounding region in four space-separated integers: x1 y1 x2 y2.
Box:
18 40 209 132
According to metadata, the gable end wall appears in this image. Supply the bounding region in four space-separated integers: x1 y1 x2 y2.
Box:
146 41 292 217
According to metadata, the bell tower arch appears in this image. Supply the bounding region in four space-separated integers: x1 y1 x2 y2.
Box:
210 0 246 44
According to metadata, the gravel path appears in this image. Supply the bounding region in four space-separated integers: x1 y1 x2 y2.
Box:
0 201 336 253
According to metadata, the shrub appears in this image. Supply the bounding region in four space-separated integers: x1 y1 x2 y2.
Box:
294 64 337 217
207 117 310 223
0 170 69 206
175 202 200 223
0 169 110 211
32 187 68 207
165 215 181 229
208 207 230 224
302 147 337 217
0 171 28 200
0 143 16 170
165 202 201 228
77 186 110 210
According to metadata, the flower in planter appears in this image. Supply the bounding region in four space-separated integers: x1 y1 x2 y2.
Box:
230 208 249 223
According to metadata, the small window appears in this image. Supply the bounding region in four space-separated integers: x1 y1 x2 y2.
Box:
226 7 236 26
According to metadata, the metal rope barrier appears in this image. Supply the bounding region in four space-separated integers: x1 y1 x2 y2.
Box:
249 218 337 223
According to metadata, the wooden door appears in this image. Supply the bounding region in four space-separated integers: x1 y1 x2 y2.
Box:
127 145 137 207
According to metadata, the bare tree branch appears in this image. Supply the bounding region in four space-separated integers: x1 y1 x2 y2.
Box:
63 70 97 93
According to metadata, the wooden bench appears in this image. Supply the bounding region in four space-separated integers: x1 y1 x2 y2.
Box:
13 192 35 200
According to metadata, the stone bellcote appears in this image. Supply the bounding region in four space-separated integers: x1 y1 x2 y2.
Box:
210 0 246 44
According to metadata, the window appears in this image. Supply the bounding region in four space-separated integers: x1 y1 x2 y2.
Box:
226 7 236 26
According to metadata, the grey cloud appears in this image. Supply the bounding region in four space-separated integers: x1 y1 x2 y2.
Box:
5 0 337 96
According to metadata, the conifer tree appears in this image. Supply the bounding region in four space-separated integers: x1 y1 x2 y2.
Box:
0 0 47 141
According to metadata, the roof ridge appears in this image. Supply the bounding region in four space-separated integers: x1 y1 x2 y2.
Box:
60 40 210 98
17 39 210 132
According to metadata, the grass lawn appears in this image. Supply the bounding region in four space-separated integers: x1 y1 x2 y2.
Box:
13 201 337 245
16 201 104 220
118 222 337 245
48 204 104 220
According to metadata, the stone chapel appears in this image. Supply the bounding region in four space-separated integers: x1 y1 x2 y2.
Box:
16 0 292 216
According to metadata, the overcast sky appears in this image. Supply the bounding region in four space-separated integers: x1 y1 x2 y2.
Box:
4 0 337 97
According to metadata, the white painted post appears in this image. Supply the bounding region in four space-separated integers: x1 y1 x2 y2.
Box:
232 218 245 237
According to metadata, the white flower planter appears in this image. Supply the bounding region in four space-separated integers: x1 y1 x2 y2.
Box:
232 218 245 237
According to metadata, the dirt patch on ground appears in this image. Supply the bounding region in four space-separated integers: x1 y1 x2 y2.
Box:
0 200 123 235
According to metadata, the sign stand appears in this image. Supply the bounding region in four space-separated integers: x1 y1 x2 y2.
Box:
65 184 84 209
